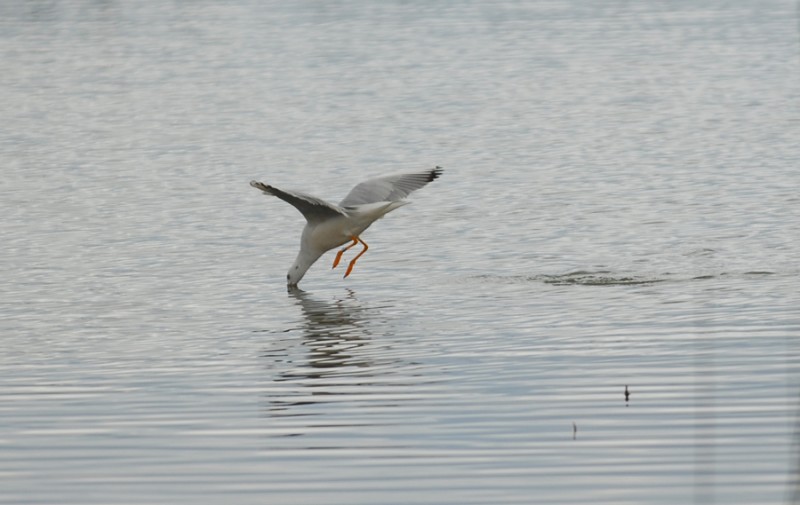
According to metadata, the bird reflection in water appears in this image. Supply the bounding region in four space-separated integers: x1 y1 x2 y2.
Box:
263 288 393 426
282 287 374 379
262 289 429 438
261 287 384 419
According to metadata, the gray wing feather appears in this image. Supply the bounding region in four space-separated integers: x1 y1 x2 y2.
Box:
339 166 443 207
250 181 346 224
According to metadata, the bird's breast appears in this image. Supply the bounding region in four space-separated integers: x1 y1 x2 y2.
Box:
306 217 354 252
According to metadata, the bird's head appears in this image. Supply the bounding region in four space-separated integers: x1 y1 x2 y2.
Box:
287 248 320 287
287 269 303 287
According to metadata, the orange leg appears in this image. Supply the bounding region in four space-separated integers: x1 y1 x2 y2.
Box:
332 237 359 269
344 237 369 278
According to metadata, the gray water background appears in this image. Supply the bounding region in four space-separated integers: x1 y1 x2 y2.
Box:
1 1 799 504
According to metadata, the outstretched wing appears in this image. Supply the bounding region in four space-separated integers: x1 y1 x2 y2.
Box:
250 180 346 224
339 166 443 207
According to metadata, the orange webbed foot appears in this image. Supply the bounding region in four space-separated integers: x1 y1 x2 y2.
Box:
332 237 358 269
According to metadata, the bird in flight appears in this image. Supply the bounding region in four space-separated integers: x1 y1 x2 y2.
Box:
250 166 443 287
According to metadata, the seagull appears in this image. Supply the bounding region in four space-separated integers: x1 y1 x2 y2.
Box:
250 166 443 287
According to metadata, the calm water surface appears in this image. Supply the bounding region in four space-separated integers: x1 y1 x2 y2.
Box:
1 1 799 504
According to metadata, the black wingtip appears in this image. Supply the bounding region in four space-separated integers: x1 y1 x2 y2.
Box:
250 180 271 193
429 166 443 182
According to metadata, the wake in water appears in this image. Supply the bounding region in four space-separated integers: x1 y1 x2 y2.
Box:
471 270 779 287
537 270 665 286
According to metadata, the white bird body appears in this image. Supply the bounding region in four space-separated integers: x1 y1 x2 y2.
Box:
251 167 441 286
